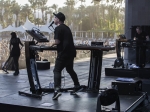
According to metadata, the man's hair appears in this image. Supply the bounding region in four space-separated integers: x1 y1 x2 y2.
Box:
136 27 142 31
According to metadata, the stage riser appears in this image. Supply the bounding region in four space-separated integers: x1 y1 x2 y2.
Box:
105 68 150 78
0 103 70 112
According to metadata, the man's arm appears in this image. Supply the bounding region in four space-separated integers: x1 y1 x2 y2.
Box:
146 35 149 41
134 33 137 40
134 37 136 40
51 39 60 47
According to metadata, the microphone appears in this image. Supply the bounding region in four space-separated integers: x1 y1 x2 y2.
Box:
48 21 54 28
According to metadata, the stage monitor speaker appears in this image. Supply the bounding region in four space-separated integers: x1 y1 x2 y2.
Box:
36 61 50 70
112 80 142 95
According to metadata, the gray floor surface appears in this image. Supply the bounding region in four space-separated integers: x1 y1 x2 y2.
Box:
0 53 150 112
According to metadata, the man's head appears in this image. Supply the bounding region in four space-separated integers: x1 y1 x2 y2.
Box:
53 12 65 25
136 27 142 34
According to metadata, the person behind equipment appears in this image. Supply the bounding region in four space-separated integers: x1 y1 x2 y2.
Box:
134 27 149 41
10 32 23 75
133 27 149 68
51 12 80 100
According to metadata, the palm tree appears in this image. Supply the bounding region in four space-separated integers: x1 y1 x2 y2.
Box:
79 0 86 6
10 1 21 27
0 0 5 27
78 5 86 31
20 4 33 24
40 0 48 24
64 0 75 10
51 4 58 13
63 0 76 27
45 8 53 23
0 0 125 34
32 0 48 25
84 6 95 30
40 6 48 24
28 0 37 21
2 0 13 27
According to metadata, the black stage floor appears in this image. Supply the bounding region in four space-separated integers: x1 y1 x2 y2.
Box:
0 54 150 112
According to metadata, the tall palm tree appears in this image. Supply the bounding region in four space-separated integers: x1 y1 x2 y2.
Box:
0 0 125 34
3 0 13 27
0 0 5 26
64 0 76 27
64 0 75 10
20 4 33 24
79 0 86 6
78 5 85 31
40 0 48 24
45 8 53 23
32 0 48 25
10 1 21 27
28 0 37 21
40 6 48 24
51 4 58 13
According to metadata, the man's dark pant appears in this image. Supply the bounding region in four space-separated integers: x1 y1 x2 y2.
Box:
136 47 146 68
13 56 20 72
53 57 80 90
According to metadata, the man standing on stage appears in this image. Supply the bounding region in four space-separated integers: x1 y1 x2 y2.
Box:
134 27 149 41
51 12 80 100
134 27 149 67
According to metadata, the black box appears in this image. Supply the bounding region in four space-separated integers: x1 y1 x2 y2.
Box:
111 79 142 95
91 42 103 46
36 61 50 70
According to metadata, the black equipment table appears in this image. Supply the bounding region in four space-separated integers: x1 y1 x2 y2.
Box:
30 44 114 91
116 39 150 58
19 41 114 98
106 39 150 77
116 39 150 67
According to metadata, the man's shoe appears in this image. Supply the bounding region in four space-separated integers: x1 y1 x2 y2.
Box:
13 71 19 76
71 85 82 95
52 91 61 100
74 85 81 92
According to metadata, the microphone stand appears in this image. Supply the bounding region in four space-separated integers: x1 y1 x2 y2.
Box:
48 25 55 31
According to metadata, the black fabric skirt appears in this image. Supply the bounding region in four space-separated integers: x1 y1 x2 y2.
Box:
10 49 20 57
3 55 15 70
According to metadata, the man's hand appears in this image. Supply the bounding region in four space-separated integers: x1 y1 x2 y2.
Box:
134 37 136 40
50 44 55 47
55 39 60 45
51 39 60 47
146 36 149 41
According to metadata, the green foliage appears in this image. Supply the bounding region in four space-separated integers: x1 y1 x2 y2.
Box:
0 0 125 34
